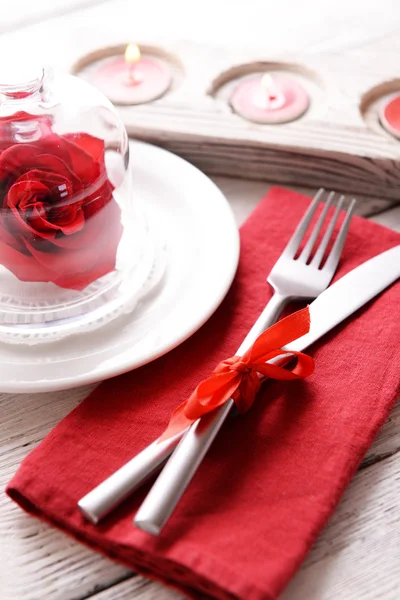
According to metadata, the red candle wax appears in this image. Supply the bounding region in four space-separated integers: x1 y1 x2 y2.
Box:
380 94 400 139
230 73 310 124
90 53 172 106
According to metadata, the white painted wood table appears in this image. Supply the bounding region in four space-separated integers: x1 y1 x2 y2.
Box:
1 2 400 599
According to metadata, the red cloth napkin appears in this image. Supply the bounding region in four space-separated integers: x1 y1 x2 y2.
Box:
7 188 400 600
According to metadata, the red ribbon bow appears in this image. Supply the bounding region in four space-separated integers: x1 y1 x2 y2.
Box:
160 306 314 441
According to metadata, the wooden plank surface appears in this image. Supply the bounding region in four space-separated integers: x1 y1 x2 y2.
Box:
1 2 400 599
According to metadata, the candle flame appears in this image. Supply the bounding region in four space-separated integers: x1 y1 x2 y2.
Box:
260 73 274 92
125 44 141 65
253 72 284 110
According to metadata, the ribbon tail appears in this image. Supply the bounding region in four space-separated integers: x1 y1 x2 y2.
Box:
158 401 195 442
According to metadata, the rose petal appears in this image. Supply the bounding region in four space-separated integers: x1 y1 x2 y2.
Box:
52 205 122 290
0 142 82 198
16 169 73 203
0 144 40 184
57 135 103 186
0 236 56 283
32 155 82 190
28 203 84 237
0 135 71 177
80 180 113 220
7 179 52 240
63 133 105 165
7 178 49 208
6 179 86 239
29 203 55 233
0 216 27 252
50 205 85 235
21 199 122 290
0 134 109 213
14 169 79 223
28 134 72 164
38 134 108 191
48 196 116 250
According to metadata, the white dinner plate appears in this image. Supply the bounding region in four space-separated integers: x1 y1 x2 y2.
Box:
0 142 240 393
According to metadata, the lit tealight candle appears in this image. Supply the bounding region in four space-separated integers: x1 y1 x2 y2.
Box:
379 93 400 139
90 44 172 105
230 72 310 124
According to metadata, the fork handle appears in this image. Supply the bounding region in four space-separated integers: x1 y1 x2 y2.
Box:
133 290 290 534
237 291 289 353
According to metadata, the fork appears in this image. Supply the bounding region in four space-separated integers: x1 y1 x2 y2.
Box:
78 189 356 526
222 187 355 350
133 188 356 534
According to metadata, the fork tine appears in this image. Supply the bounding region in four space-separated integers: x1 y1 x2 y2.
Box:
311 194 345 268
283 188 325 258
299 191 335 263
323 198 357 273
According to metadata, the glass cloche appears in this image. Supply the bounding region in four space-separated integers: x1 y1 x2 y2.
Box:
0 65 158 343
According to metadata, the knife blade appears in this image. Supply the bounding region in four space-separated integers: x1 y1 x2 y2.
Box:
134 244 400 534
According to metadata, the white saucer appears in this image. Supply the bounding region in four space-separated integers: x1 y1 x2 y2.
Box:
0 142 240 393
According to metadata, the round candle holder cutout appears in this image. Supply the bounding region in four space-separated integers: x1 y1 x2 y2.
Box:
209 61 327 124
71 44 185 106
360 80 400 141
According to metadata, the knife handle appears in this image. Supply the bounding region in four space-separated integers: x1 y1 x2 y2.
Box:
78 433 184 523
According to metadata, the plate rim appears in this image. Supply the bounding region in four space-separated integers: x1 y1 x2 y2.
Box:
0 142 240 393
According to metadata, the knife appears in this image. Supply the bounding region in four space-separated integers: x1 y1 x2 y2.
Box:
133 244 400 534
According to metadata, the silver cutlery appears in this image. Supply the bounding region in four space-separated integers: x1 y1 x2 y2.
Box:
78 189 355 524
134 243 400 534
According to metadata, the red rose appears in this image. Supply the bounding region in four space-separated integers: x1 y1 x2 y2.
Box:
0 114 122 290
